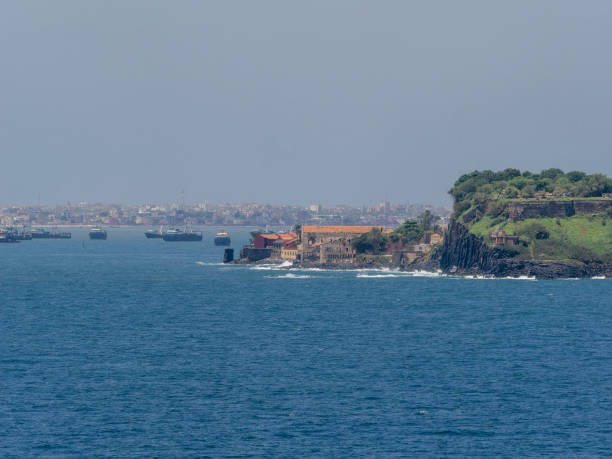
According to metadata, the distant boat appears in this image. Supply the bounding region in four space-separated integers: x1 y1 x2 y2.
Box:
145 226 164 239
31 228 71 239
89 227 107 240
162 227 202 242
214 230 231 246
15 232 32 240
0 230 19 243
3 227 32 240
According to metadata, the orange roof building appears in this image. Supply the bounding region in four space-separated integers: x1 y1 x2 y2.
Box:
302 225 389 234
301 226 391 248
253 232 297 249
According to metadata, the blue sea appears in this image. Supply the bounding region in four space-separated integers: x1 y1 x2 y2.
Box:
1 227 611 457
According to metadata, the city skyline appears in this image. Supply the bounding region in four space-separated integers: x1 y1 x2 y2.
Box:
0 199 450 229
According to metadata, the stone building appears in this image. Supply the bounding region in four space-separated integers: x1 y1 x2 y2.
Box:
300 225 391 263
281 240 299 261
490 229 519 246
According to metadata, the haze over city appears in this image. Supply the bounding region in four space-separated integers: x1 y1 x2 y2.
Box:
2 1 611 206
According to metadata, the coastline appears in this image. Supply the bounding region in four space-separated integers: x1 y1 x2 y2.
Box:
233 257 611 279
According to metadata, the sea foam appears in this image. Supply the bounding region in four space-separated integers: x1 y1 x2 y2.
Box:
265 273 311 279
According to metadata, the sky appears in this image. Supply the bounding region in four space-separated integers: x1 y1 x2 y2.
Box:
1 1 611 207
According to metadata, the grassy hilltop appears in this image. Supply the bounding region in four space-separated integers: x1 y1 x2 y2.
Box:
450 169 612 263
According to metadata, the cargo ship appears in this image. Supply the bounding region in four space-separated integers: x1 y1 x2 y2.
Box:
31 228 71 239
145 226 165 239
15 231 32 240
0 229 19 243
162 227 202 242
2 227 32 240
89 227 107 240
214 230 231 246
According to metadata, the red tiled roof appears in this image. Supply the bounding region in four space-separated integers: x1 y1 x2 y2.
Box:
302 225 387 234
258 232 297 240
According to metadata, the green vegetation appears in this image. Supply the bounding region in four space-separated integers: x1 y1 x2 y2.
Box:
249 230 262 244
389 220 424 244
468 216 501 237
481 216 612 263
351 228 388 254
450 168 612 217
504 216 611 261
416 210 441 232
352 212 441 254
293 223 302 242
447 169 612 263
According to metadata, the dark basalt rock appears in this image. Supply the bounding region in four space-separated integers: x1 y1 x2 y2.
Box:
418 220 611 279
223 248 234 263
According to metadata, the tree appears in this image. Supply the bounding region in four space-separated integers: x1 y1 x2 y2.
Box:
535 178 553 192
417 210 441 231
351 228 388 254
293 223 302 242
521 184 537 198
504 186 519 198
495 168 521 181
540 168 564 180
249 230 262 244
509 176 530 190
585 174 609 196
566 171 586 183
390 220 424 243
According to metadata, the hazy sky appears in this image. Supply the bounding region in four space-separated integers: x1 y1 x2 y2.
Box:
2 1 611 206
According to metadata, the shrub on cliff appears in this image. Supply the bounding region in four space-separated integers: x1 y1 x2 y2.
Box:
417 210 441 231
351 228 388 254
449 169 612 220
486 200 507 218
515 222 549 241
389 220 424 244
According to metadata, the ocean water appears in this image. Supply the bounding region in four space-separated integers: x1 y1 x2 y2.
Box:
1 227 611 457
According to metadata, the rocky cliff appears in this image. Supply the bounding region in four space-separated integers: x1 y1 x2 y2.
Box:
423 220 611 279
435 220 507 272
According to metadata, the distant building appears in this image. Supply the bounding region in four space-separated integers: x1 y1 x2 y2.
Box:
281 240 299 261
300 225 392 263
490 229 519 246
253 232 297 249
423 231 443 244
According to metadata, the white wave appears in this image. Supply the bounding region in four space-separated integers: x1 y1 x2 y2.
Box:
194 261 225 266
353 267 393 272
500 275 537 281
356 273 400 278
251 260 293 270
405 270 444 277
288 267 331 272
591 276 607 280
265 273 311 279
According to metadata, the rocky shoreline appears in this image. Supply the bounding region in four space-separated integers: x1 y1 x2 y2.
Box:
409 220 611 279
233 220 611 279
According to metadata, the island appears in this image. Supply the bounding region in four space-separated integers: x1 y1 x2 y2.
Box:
427 168 612 278
233 169 612 278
